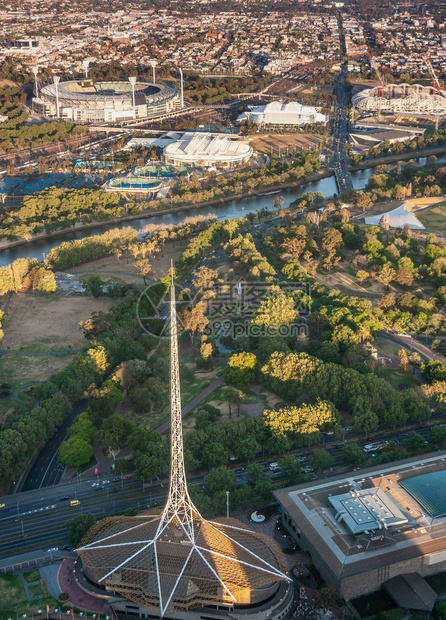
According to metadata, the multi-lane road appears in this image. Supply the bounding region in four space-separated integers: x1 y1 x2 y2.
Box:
2 421 444 558
20 400 89 492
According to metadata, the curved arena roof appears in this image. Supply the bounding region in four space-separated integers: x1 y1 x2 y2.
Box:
77 509 288 615
164 132 253 166
237 100 328 125
353 83 446 114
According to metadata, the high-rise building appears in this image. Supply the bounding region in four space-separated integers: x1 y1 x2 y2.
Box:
76 265 293 619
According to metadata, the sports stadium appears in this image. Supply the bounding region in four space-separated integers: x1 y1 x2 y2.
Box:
237 101 328 128
32 78 179 123
352 83 446 115
163 132 253 168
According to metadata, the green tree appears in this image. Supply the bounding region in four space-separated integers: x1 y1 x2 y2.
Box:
403 431 427 453
82 274 103 297
341 443 365 467
430 425 446 448
309 449 333 472
67 513 97 547
233 436 260 461
59 435 93 467
204 466 237 495
352 410 379 435
421 361 446 384
133 452 166 481
252 285 298 329
224 352 257 387
278 454 302 482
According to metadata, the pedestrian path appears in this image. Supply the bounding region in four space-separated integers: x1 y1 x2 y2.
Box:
58 558 111 613
40 562 62 598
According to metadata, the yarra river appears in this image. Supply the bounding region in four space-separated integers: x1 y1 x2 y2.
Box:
0 154 445 267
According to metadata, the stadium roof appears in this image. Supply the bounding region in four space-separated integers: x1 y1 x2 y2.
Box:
364 204 425 230
237 101 328 125
164 132 252 163
400 471 446 518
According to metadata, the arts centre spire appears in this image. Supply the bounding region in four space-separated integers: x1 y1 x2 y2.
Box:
77 263 289 618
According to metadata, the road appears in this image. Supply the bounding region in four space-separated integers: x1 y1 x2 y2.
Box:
1 421 444 558
381 332 446 363
20 400 89 492
331 15 353 194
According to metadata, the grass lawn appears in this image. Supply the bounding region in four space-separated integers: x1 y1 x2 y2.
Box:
0 572 55 614
417 201 446 234
23 569 40 583
0 398 19 424
386 368 421 389
0 353 75 388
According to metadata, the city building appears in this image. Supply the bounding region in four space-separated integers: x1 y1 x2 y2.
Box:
32 78 179 124
237 101 328 128
76 267 293 619
349 127 423 152
163 132 253 169
275 454 446 614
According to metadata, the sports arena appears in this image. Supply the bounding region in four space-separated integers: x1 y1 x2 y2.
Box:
163 132 253 168
32 78 179 123
352 83 446 115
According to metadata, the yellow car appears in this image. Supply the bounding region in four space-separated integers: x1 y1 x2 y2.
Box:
0 503 5 508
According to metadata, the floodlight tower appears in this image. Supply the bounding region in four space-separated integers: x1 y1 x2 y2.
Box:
53 75 61 118
83 59 90 79
128 75 137 117
32 65 39 98
179 67 184 108
149 59 157 84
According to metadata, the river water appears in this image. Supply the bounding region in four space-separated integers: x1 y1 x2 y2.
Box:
1 154 445 267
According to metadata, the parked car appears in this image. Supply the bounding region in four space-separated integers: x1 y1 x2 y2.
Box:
59 496 69 501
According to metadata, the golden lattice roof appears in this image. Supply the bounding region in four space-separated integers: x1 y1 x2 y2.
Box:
78 510 288 615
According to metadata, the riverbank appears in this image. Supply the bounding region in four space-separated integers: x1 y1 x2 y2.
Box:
348 144 446 171
0 167 332 253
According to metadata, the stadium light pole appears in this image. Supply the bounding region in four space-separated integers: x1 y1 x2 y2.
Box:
53 75 60 118
150 60 157 84
179 67 184 108
129 76 137 118
83 59 90 79
33 65 39 98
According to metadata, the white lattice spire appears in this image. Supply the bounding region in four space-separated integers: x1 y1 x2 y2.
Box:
155 260 199 541
77 261 290 619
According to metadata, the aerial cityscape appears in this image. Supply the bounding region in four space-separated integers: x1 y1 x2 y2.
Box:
0 0 445 618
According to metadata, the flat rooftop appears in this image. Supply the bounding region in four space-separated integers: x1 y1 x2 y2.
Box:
328 487 408 534
275 453 446 579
